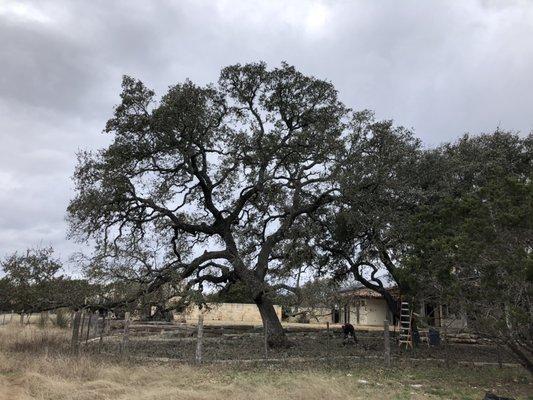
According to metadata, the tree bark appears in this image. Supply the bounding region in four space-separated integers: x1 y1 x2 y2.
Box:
507 340 533 374
227 236 288 348
254 295 287 348
378 289 400 320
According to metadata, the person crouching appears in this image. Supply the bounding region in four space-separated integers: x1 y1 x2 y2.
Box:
342 323 358 345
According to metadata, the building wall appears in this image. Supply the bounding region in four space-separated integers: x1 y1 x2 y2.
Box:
339 298 391 326
174 302 282 323
361 298 390 326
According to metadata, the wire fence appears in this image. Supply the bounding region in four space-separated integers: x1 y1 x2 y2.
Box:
0 310 517 368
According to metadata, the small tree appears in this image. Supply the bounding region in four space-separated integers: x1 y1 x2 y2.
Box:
1 247 62 315
0 247 98 315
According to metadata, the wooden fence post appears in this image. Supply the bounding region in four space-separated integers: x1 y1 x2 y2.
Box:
264 319 268 360
99 314 106 343
442 324 450 367
71 311 82 355
1 313 5 325
85 313 93 344
384 319 391 367
195 314 204 364
39 311 48 327
98 313 106 352
79 311 86 343
326 322 330 361
121 312 131 355
497 344 503 369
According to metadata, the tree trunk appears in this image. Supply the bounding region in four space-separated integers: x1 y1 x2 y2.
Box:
294 265 304 314
232 255 288 348
507 340 533 374
254 295 287 348
380 290 400 320
350 267 400 319
354 274 400 319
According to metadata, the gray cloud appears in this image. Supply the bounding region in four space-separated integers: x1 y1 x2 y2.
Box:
1 0 532 270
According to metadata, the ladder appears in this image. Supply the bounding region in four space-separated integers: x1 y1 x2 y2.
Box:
398 301 413 349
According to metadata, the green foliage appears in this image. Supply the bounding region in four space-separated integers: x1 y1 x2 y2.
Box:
311 112 426 315
0 247 61 313
0 247 100 313
402 132 532 366
63 60 532 353
296 279 341 309
206 281 254 303
0 277 14 312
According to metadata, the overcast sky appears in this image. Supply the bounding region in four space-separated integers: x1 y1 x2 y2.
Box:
1 0 532 269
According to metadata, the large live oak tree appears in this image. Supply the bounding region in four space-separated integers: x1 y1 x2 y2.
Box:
67 62 350 346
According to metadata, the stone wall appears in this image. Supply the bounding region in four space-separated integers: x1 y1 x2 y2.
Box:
175 302 282 324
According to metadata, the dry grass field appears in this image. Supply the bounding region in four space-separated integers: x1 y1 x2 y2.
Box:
0 323 531 400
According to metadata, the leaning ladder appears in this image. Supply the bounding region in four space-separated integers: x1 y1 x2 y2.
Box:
398 301 413 349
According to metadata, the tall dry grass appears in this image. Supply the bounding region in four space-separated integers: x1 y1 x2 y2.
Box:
0 324 530 400
0 312 66 327
0 323 69 355
0 324 370 400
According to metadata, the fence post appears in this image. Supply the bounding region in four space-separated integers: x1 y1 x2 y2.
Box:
195 314 204 364
39 311 48 327
85 313 93 344
71 311 81 355
264 319 268 360
1 313 5 325
79 311 86 342
497 344 503 369
442 324 450 367
121 312 131 355
98 314 106 353
99 314 106 342
384 319 391 367
326 322 330 361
